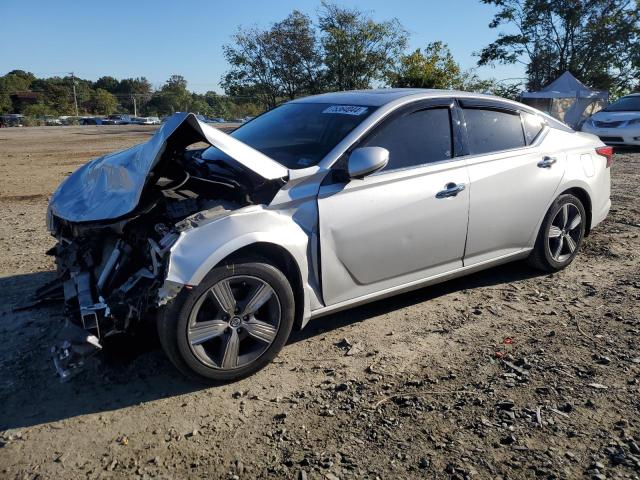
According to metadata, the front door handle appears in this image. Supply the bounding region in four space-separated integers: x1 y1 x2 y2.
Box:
436 182 466 199
538 156 557 168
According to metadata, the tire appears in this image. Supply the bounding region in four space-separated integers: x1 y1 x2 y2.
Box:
157 257 295 382
528 194 586 272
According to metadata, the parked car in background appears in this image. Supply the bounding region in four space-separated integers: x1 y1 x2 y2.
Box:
42 115 62 126
132 116 161 125
581 93 640 146
202 116 222 124
0 114 24 127
58 116 83 126
46 89 611 381
79 117 104 125
102 114 132 125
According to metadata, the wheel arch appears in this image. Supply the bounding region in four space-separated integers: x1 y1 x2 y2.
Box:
218 242 306 331
558 186 593 235
164 205 316 328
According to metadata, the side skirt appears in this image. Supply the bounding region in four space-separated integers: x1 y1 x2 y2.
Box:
308 248 532 321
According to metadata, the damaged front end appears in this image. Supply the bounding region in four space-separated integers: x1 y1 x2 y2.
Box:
46 113 287 379
47 218 179 379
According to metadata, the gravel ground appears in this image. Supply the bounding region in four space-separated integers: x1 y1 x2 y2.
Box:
0 126 638 480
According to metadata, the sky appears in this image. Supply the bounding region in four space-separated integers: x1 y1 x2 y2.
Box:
0 0 525 93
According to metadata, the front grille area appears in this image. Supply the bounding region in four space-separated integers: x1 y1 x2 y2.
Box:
599 136 624 143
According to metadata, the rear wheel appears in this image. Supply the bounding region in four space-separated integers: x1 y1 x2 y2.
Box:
158 257 294 382
528 194 586 272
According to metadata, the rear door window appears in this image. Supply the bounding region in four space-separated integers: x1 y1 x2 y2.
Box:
360 107 453 171
463 108 526 155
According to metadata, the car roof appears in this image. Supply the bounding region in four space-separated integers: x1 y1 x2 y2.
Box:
290 88 572 132
291 88 512 107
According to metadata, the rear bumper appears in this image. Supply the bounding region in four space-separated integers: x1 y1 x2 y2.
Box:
592 198 611 230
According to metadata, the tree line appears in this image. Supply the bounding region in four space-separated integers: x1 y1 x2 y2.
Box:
2 0 638 120
221 4 515 109
222 0 639 105
0 71 261 119
479 0 639 96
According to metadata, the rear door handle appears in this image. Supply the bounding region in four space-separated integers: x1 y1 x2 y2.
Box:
436 182 466 198
537 156 557 168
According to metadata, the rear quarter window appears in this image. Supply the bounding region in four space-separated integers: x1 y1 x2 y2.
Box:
521 111 545 144
463 108 526 155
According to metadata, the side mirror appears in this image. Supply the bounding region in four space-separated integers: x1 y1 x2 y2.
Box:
347 147 389 179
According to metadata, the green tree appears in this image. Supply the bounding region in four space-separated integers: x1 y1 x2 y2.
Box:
4 69 35 86
221 10 322 108
90 88 117 115
456 70 499 93
318 2 408 90
22 103 55 117
0 92 10 113
30 77 74 115
117 77 153 113
147 75 192 115
387 42 461 89
478 0 640 94
0 70 36 113
94 76 119 93
94 76 152 113
165 75 187 91
270 11 324 98
385 43 514 96
492 81 525 100
189 93 212 116
73 77 94 113
221 27 280 109
204 92 234 118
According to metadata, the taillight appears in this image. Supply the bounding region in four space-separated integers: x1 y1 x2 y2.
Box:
595 146 614 167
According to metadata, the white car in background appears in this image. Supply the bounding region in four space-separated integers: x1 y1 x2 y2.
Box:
582 93 640 146
132 116 162 125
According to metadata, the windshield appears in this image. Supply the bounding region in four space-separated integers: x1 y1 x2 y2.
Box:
201 103 375 169
603 96 640 112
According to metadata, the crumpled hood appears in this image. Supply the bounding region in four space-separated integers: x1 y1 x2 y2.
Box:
48 112 288 223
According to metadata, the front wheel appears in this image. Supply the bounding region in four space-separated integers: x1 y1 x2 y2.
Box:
157 257 295 382
528 194 586 272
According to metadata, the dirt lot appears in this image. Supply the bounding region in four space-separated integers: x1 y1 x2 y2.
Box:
0 125 638 480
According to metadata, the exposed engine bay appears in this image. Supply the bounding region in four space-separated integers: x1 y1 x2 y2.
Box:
44 113 288 379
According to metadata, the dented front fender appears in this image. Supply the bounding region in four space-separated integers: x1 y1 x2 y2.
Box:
161 205 315 322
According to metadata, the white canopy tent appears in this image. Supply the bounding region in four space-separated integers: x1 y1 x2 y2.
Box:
521 72 608 129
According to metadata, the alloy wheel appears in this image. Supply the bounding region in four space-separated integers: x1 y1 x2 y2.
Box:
548 203 582 263
187 275 281 370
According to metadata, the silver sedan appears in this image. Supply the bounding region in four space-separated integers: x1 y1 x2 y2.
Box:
46 89 611 381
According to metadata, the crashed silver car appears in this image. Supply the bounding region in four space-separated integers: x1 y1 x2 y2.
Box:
46 89 611 381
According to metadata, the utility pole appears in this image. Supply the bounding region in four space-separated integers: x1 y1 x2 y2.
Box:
132 96 137 117
70 72 79 117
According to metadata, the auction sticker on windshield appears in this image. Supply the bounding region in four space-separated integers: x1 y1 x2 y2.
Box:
323 105 369 115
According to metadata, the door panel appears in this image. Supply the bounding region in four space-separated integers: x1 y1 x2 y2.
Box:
463 148 565 265
318 162 469 306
